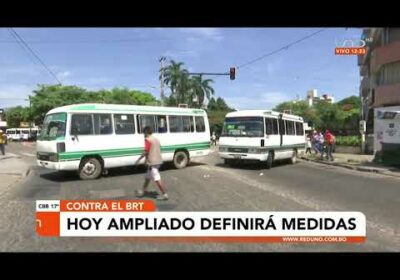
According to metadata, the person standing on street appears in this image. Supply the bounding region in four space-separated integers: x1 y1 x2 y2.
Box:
0 129 6 156
324 129 335 161
211 132 217 146
306 132 312 154
135 126 168 200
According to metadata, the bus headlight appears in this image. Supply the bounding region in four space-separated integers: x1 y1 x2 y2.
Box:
248 148 261 154
48 154 59 162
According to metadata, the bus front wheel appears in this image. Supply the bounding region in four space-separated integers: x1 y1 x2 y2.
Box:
79 157 102 180
173 151 189 169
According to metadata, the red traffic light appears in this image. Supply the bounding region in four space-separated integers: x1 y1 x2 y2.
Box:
230 67 236 80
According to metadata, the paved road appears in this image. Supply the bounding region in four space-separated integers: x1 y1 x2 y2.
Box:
1 142 399 251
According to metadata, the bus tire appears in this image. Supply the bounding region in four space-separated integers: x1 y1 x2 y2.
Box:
173 150 189 169
290 149 297 164
79 157 102 180
266 151 273 169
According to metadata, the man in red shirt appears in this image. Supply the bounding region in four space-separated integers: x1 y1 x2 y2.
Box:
135 126 168 200
324 129 335 161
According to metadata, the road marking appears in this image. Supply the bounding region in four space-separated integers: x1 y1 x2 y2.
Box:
20 152 36 157
197 164 399 250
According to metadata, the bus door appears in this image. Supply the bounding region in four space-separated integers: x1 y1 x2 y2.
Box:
265 117 280 148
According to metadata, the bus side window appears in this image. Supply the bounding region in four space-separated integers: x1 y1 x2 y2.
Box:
71 114 93 135
295 122 304 135
94 114 113 135
169 116 183 133
272 119 279 134
285 120 295 135
265 118 275 135
279 119 286 135
195 116 205 132
182 116 191 132
114 114 135 134
156 115 167 133
137 115 157 134
190 116 195 132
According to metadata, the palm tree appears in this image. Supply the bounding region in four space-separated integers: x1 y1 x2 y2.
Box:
162 60 215 107
190 76 215 108
161 60 188 103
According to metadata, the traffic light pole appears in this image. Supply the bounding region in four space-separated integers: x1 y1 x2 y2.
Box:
188 67 236 80
188 72 230 76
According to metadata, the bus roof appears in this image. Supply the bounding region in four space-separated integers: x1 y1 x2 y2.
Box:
225 110 304 121
47 103 207 116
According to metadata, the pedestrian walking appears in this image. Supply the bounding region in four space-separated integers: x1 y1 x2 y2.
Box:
314 131 325 159
306 132 312 154
324 129 335 161
211 132 217 146
0 129 6 156
134 126 168 200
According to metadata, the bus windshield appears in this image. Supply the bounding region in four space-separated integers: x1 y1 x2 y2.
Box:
39 113 67 140
222 117 264 137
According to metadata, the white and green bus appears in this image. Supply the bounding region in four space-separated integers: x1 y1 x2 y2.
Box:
218 110 306 168
36 103 210 179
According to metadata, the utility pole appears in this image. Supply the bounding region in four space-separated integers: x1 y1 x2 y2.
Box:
159 56 166 106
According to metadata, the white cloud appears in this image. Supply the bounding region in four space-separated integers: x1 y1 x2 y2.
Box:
57 71 71 80
179 28 224 41
225 92 290 110
163 50 199 59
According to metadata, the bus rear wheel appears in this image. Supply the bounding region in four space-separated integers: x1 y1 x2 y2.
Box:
79 157 102 180
173 151 189 169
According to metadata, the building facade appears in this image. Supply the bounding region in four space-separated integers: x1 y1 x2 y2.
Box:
359 28 400 134
306 89 334 107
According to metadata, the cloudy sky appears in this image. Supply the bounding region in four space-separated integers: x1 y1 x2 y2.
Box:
0 28 362 109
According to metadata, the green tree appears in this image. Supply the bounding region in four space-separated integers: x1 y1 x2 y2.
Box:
162 60 216 108
206 97 235 135
190 76 215 108
274 96 361 135
30 84 156 125
162 60 189 104
208 97 217 110
216 97 232 111
5 106 30 128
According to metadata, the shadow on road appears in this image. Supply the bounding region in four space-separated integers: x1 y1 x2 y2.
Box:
215 159 293 171
39 161 207 183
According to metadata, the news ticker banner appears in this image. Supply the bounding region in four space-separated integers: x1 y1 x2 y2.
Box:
36 200 366 243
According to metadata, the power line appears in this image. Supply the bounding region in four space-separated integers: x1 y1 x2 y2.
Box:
7 29 42 69
8 28 62 84
237 28 327 69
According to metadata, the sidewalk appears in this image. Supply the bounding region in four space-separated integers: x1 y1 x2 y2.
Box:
300 152 400 178
0 153 31 177
0 154 31 196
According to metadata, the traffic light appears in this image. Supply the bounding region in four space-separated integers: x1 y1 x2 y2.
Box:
230 67 236 80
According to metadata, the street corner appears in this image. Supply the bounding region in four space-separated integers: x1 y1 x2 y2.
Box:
0 157 31 177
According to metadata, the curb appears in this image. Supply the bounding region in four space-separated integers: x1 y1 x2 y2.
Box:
300 157 400 178
0 167 32 178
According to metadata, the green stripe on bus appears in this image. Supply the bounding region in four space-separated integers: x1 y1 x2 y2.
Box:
58 142 210 161
70 105 204 115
